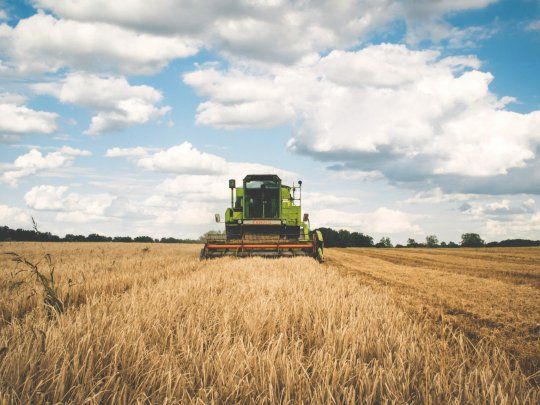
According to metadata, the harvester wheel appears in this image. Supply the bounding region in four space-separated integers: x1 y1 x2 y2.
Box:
316 247 324 263
313 230 325 263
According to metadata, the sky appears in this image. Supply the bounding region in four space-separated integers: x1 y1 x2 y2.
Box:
0 0 539 244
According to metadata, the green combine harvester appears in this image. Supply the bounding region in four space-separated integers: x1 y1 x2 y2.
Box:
201 174 324 261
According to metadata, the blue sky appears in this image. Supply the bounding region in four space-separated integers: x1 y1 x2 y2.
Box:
0 0 539 243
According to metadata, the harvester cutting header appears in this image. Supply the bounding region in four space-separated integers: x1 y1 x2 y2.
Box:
201 174 324 261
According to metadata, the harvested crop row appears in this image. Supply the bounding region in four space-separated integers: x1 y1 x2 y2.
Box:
326 248 540 378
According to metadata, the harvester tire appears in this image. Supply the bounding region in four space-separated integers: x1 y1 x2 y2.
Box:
316 247 324 263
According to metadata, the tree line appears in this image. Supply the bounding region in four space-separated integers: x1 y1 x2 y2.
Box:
1 225 539 248
0 226 197 243
317 228 540 248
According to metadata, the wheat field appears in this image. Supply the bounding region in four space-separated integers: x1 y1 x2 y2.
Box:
0 243 538 403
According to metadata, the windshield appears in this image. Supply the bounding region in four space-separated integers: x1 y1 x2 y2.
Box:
244 179 280 218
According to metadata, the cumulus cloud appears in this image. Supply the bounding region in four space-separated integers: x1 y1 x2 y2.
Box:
33 73 171 134
459 197 540 240
402 188 478 204
105 142 297 218
311 206 422 234
0 92 57 139
0 12 198 74
107 141 296 180
1 146 91 186
24 184 116 223
460 198 536 218
157 163 297 203
0 204 31 228
28 0 385 64
0 0 493 72
184 44 540 182
137 142 228 175
23 183 222 229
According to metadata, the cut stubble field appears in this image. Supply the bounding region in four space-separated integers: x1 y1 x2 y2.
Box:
0 243 538 403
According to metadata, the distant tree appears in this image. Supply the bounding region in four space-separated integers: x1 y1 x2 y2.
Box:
338 229 351 247
113 236 133 242
395 244 405 248
86 233 112 242
376 237 392 248
497 239 540 247
461 233 484 247
133 236 154 243
406 238 418 247
199 230 225 242
65 234 87 242
447 241 459 248
350 232 372 247
312 228 373 248
426 234 439 248
440 241 447 247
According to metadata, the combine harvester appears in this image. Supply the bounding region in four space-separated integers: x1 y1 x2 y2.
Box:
201 174 324 262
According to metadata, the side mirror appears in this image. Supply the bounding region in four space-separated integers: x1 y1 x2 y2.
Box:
215 213 221 223
229 179 236 189
303 213 309 222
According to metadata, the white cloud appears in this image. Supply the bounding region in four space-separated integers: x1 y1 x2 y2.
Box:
0 204 31 228
460 198 536 218
184 44 540 178
157 163 297 202
0 92 57 138
24 184 116 223
328 170 384 182
107 141 297 181
153 200 217 226
20 0 497 68
24 185 68 210
137 142 228 174
1 146 91 186
0 12 197 74
484 214 540 240
402 188 477 204
104 147 149 158
105 142 297 226
302 192 359 210
29 0 385 64
311 206 422 234
459 197 540 240
33 73 170 134
184 68 295 129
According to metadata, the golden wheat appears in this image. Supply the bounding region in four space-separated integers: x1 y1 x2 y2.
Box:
327 247 540 376
0 243 538 403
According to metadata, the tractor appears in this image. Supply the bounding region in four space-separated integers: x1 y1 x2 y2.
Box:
200 174 324 261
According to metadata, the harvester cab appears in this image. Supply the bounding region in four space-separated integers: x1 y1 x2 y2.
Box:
200 174 324 261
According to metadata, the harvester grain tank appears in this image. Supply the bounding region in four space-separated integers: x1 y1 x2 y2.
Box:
201 174 324 261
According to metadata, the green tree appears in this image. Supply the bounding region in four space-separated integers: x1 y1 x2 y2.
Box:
376 237 392 248
461 233 484 247
406 238 418 247
426 234 439 248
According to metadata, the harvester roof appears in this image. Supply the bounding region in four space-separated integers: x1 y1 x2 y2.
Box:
243 174 281 182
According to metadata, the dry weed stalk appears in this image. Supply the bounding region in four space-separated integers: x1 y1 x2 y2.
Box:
3 251 67 318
